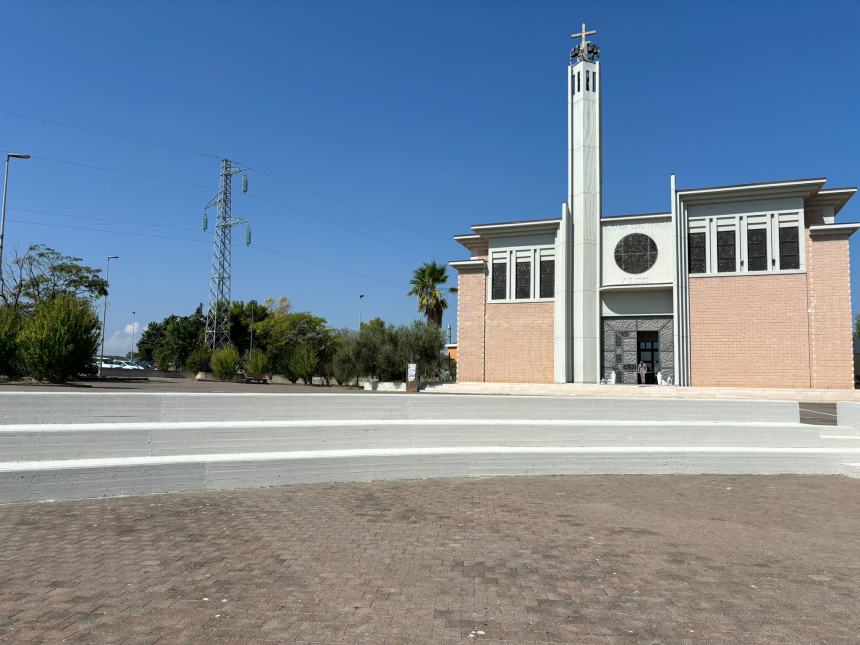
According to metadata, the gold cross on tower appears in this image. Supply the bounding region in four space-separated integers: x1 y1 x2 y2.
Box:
570 22 597 60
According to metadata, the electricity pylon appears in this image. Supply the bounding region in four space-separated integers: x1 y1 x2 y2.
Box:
203 158 251 350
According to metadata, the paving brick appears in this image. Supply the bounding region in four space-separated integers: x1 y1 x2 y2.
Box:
0 475 858 642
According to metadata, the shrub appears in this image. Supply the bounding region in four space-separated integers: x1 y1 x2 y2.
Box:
243 348 268 380
332 338 358 386
0 305 21 378
17 294 100 383
210 345 241 381
289 343 318 384
184 346 212 373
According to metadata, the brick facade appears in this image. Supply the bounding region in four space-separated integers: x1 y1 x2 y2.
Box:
455 263 555 384
455 267 486 382
485 301 555 383
689 229 854 389
806 233 854 388
689 273 811 388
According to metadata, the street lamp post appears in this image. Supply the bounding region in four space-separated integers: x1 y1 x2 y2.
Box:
0 153 31 293
98 256 120 377
130 311 136 361
358 294 365 330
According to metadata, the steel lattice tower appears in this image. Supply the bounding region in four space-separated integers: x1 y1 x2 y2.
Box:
204 159 249 350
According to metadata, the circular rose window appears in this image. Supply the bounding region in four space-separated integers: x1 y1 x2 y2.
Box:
614 233 658 274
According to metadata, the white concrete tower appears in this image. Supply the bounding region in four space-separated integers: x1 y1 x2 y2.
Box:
568 23 601 383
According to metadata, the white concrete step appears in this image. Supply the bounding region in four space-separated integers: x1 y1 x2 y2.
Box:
0 419 845 461
818 433 860 448
0 392 804 425
3 446 860 503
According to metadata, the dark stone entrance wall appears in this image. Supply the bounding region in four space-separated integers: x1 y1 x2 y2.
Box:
602 317 674 384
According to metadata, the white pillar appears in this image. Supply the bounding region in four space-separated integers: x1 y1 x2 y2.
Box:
569 58 601 383
554 201 572 382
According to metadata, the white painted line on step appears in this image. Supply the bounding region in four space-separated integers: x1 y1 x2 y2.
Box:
2 446 860 471
0 419 823 433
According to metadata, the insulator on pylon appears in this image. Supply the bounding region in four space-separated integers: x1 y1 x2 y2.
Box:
245 225 252 246
242 175 249 194
202 211 208 231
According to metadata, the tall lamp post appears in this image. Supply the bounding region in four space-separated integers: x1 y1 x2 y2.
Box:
98 255 120 377
358 294 365 330
0 153 31 292
130 311 136 361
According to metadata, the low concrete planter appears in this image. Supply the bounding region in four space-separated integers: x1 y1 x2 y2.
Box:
363 380 441 392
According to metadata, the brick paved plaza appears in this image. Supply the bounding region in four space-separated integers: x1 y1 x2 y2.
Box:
1 475 858 643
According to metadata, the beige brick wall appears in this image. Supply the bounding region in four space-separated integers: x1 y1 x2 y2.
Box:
806 233 854 388
455 267 486 382
485 301 554 383
455 264 554 383
690 273 811 388
689 229 855 389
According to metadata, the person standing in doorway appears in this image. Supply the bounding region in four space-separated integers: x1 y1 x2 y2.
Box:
638 361 647 385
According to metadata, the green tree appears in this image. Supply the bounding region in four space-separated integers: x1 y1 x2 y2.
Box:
254 300 335 382
138 305 205 368
136 318 167 362
0 305 21 377
17 294 100 383
210 345 241 381
396 321 446 380
289 344 318 384
229 300 269 354
332 330 359 386
332 320 446 383
2 244 108 310
408 261 457 327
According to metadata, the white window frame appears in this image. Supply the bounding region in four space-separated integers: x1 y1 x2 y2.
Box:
487 245 555 303
687 209 805 277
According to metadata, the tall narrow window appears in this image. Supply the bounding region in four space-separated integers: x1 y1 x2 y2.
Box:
539 250 555 298
717 230 736 272
747 228 768 271
688 231 706 274
515 252 531 299
491 255 507 300
577 71 580 92
593 72 597 92
585 70 590 91
779 226 800 270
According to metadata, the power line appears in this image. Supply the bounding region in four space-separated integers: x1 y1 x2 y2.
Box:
242 165 453 245
7 218 208 244
9 207 200 232
26 153 214 190
254 245 403 289
246 193 432 259
0 109 222 159
2 147 439 257
2 105 455 246
7 217 404 290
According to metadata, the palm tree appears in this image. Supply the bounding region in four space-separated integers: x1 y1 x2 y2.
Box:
408 261 457 327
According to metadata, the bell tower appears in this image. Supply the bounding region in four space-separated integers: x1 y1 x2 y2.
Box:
569 23 601 383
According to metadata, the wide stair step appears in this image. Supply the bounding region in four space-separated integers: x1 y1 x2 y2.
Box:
3 393 860 504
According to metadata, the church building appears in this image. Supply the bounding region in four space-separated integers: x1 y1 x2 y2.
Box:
450 26 858 388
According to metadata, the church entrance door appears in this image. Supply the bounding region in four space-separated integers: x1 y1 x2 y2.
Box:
637 331 659 384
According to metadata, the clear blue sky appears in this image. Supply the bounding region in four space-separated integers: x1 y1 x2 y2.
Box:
2 1 859 354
